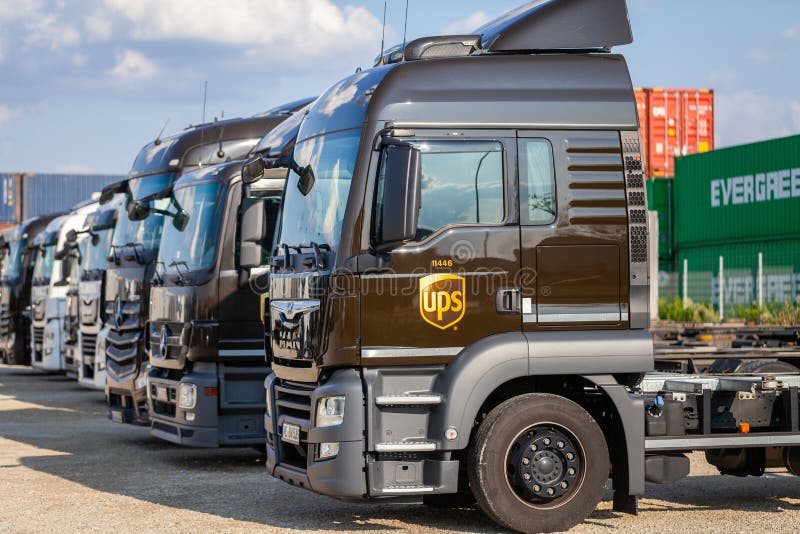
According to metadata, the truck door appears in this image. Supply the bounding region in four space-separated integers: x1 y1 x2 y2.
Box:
361 131 522 365
518 131 627 330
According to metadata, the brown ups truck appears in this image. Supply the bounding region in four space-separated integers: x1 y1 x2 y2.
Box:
248 1 800 532
104 101 312 426
145 103 311 447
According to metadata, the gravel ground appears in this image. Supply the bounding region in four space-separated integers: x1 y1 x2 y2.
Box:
2 364 800 533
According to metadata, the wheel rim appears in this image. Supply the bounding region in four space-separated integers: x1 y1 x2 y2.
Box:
504 423 584 509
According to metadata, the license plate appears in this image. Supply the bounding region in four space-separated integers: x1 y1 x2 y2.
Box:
110 410 123 423
155 386 168 402
282 423 300 445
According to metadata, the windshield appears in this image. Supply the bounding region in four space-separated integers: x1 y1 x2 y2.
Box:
278 128 360 248
157 182 225 273
1 240 23 282
128 172 175 202
112 199 168 252
83 228 112 274
32 245 55 284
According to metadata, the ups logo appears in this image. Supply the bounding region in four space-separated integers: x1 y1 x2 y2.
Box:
419 274 466 330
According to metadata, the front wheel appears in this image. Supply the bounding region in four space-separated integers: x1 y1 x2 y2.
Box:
468 393 609 533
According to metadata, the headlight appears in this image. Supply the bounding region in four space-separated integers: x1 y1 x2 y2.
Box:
178 383 197 409
315 396 345 427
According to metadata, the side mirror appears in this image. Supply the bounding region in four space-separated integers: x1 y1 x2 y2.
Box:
172 209 189 231
100 180 128 205
54 248 67 261
127 200 149 221
91 233 100 247
242 157 266 184
376 144 421 250
239 199 268 270
66 229 78 243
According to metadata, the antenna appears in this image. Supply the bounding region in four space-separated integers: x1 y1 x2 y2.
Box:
154 117 170 146
199 80 208 167
402 0 409 54
379 1 387 58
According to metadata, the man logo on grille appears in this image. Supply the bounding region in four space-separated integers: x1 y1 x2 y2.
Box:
419 274 466 330
114 297 124 329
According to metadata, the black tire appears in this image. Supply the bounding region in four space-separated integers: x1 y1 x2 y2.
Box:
468 393 609 533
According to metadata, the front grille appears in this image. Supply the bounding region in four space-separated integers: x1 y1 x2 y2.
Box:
81 333 97 360
149 382 178 417
32 326 44 361
104 299 144 380
273 380 314 472
0 303 10 337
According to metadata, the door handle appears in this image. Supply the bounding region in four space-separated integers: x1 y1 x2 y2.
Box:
495 288 521 314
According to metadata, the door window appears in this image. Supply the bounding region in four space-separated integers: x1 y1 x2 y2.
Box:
413 140 504 240
519 139 556 225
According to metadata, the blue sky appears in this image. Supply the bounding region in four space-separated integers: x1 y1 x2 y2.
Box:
0 0 798 174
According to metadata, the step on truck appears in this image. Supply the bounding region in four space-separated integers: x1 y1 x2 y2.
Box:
260 1 800 532
0 215 60 365
71 198 122 389
30 201 98 372
103 100 314 425
145 105 310 446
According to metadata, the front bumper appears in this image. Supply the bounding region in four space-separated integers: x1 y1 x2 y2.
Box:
106 370 149 425
31 319 63 371
265 369 366 499
148 363 267 448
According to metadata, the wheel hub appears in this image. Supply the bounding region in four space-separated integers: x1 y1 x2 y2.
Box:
507 426 582 503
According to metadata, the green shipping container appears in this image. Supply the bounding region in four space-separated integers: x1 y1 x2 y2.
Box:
674 134 800 248
678 240 800 313
646 177 675 271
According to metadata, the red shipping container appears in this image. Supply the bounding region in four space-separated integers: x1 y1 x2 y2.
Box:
634 87 649 176
642 87 715 178
680 89 714 156
647 88 682 177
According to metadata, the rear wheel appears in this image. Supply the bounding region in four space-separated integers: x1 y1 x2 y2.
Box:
468 393 609 533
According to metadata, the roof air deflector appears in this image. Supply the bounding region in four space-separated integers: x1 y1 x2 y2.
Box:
476 0 633 52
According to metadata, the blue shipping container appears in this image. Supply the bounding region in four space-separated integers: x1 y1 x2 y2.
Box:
21 173 125 220
0 173 19 224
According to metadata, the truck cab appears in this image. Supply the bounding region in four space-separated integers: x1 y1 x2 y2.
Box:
105 101 313 425
30 202 98 371
0 215 60 365
146 104 310 447
262 1 650 531
74 199 121 389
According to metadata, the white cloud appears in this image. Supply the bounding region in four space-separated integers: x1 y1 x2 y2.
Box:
107 49 158 82
442 11 491 34
103 0 382 63
783 25 800 39
0 106 18 126
84 12 112 41
0 1 80 51
716 91 800 147
744 48 783 63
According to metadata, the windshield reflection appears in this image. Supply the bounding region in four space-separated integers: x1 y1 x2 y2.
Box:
157 182 225 274
1 240 23 282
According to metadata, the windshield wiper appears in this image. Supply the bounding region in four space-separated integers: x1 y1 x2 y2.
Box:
168 260 189 284
122 243 146 264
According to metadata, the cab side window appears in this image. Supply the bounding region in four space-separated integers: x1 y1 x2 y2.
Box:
519 139 556 225
414 140 504 240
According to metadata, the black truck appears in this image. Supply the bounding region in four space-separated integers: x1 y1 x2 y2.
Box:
105 101 313 425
